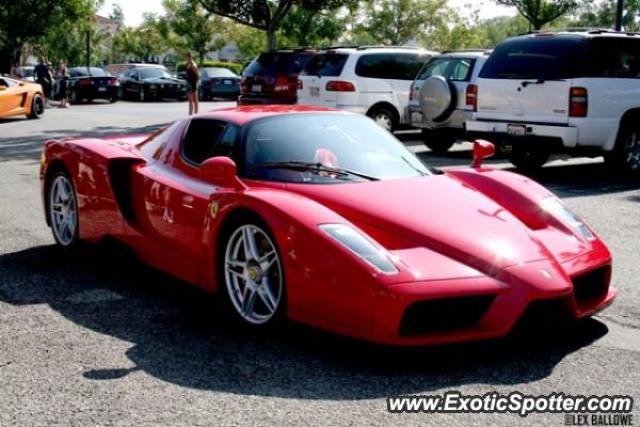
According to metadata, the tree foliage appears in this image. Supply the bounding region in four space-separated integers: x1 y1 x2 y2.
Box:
279 5 345 47
495 0 578 29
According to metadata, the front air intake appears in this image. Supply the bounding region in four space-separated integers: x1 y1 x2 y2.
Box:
572 266 610 310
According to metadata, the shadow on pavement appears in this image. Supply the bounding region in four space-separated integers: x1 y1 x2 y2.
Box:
0 243 609 400
0 123 169 164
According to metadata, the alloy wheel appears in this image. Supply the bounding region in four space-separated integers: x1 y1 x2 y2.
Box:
49 174 78 246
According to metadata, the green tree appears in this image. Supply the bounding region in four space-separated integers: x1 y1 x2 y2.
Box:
135 13 169 61
572 0 640 31
161 0 228 63
0 0 98 72
109 3 125 28
196 0 347 50
495 0 579 30
279 5 345 47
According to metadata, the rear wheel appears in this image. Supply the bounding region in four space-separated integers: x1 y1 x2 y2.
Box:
27 94 44 119
47 172 79 248
220 221 285 328
421 129 456 154
138 86 145 102
367 106 398 132
604 124 640 176
508 143 550 171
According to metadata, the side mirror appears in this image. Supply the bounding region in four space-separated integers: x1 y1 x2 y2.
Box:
199 156 246 190
471 139 496 168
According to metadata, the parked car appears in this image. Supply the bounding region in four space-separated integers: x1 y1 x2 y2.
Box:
40 105 616 345
199 67 241 100
15 66 35 82
409 50 491 153
467 30 640 173
0 76 44 119
297 46 436 132
104 63 170 78
239 49 316 105
66 67 119 104
119 67 187 102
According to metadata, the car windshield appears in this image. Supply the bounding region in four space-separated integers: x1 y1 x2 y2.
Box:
203 68 237 77
244 52 313 75
70 67 109 77
19 68 34 77
243 114 432 184
139 68 172 79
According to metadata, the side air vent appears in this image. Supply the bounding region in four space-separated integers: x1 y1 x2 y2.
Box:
107 159 142 224
572 266 610 310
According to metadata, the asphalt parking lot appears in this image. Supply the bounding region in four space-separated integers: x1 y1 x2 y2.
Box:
1 100 639 426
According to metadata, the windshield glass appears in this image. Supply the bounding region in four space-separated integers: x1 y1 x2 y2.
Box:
139 68 172 79
243 114 431 184
203 68 237 77
70 67 109 77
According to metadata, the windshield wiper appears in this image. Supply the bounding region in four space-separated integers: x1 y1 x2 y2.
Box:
249 161 379 181
521 78 566 87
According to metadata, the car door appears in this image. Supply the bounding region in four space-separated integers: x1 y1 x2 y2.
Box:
133 118 237 282
0 78 26 114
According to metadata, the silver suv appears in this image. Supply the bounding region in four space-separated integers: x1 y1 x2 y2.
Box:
409 50 490 153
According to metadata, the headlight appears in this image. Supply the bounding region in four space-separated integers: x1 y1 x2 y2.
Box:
542 197 595 241
149 84 156 90
319 224 398 274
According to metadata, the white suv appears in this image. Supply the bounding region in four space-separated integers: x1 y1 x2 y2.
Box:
467 31 640 174
297 47 436 131
409 50 490 153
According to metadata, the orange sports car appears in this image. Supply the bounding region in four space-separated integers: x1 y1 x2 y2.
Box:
0 76 44 119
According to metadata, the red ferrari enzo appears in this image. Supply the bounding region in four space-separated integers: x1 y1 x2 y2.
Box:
40 105 616 345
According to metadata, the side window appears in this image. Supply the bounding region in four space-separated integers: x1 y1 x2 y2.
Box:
355 54 395 79
588 38 640 79
212 125 240 159
393 53 429 80
417 58 452 80
182 119 227 165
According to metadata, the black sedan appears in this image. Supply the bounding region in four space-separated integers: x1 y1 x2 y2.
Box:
66 67 119 104
119 67 187 102
199 67 240 100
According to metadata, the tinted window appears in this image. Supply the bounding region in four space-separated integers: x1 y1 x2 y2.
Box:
416 57 474 81
245 52 314 76
139 68 172 79
587 38 640 78
203 68 237 77
182 119 227 165
70 67 109 77
480 36 585 80
355 53 429 80
243 114 431 183
302 53 348 76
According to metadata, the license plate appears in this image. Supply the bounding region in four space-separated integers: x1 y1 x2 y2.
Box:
507 124 527 137
224 80 232 85
98 87 107 92
252 85 262 93
310 87 320 97
411 111 423 123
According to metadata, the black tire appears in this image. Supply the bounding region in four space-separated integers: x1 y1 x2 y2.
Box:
70 89 81 104
138 86 145 102
27 93 44 119
421 129 456 154
218 215 287 329
47 170 80 249
604 124 640 176
367 105 398 132
508 143 550 171
109 95 118 103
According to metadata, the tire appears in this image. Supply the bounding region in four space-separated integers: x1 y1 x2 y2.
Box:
422 129 456 154
219 218 286 328
70 89 80 104
604 124 640 176
109 95 118 103
138 86 145 102
47 171 80 248
367 106 398 132
508 143 550 171
27 93 44 119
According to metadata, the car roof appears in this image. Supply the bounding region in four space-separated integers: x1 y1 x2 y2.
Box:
195 105 345 125
513 30 640 40
437 50 492 58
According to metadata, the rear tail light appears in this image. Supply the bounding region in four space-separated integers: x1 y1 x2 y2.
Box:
326 80 356 92
409 82 415 101
240 77 248 93
569 87 588 118
274 75 297 92
79 78 92 87
466 84 478 112
108 78 118 86
297 79 303 90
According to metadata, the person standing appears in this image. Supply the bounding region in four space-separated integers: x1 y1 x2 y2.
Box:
56 60 69 108
34 56 52 107
185 52 200 116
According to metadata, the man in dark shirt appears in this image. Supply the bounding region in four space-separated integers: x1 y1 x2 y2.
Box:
34 56 52 107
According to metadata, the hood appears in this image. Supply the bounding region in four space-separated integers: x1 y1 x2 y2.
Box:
285 176 556 275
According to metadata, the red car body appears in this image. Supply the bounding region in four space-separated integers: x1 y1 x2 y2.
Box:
40 105 616 346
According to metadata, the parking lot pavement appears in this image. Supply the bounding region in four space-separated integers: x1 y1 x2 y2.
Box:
1 101 639 426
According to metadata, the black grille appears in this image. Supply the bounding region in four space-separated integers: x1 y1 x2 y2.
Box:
572 266 610 309
399 295 495 336
514 298 572 331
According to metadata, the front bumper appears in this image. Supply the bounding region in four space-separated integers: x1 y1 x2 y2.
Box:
466 120 579 148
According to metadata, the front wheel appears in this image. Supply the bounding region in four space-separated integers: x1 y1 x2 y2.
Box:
604 124 640 176
138 86 145 102
47 172 79 248
221 221 285 327
508 144 550 171
367 106 398 132
421 129 456 154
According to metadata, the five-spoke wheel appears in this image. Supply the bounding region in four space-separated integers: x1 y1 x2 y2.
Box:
48 173 78 247
223 223 284 326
